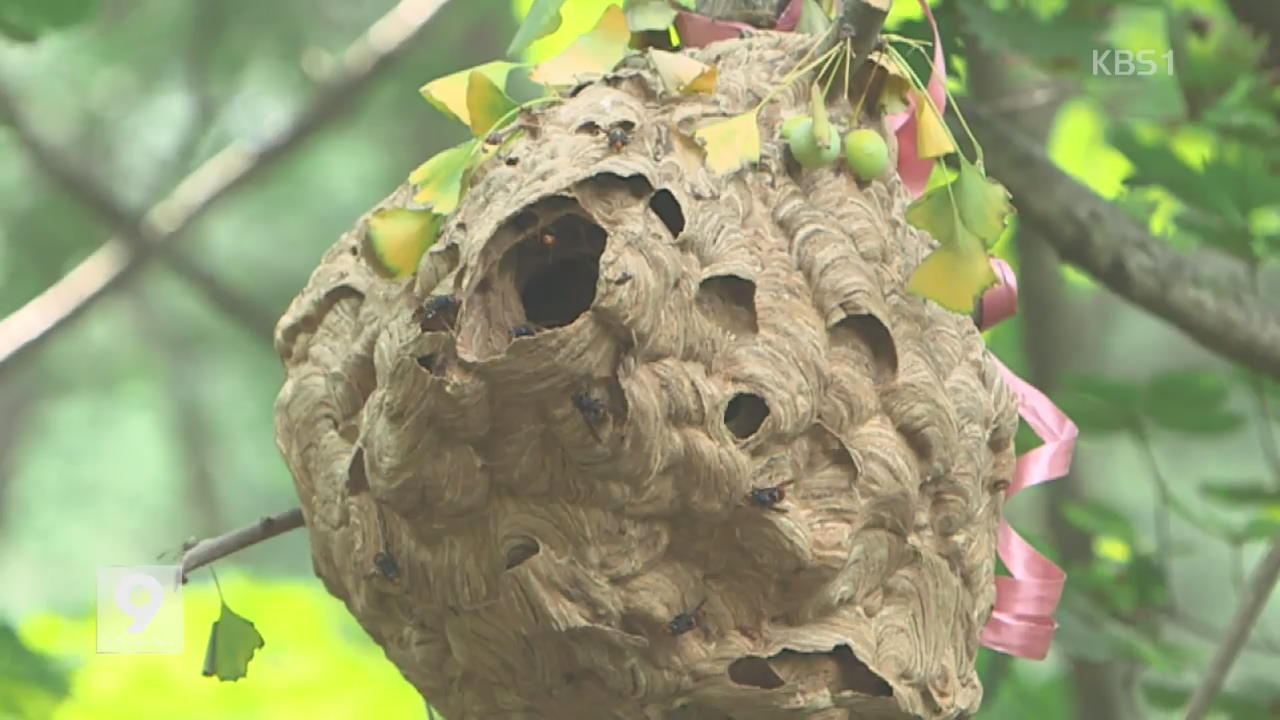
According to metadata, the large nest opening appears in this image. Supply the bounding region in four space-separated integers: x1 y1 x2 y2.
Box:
504 212 607 331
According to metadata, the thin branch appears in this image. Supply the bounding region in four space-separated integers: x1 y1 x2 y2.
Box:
0 0 453 374
1185 393 1280 717
955 100 1280 382
180 507 305 581
1164 609 1280 658
0 80 278 340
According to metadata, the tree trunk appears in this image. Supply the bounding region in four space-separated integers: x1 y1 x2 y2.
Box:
273 6 1018 719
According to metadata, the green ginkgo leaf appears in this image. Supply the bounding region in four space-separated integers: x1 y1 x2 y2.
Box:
507 0 568 57
365 208 441 279
694 111 760 175
529 5 630 86
202 602 265 682
905 181 998 313
465 71 518 137
419 61 519 128
952 156 1013 247
408 140 478 215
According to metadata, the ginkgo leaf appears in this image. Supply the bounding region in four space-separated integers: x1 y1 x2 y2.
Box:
914 90 955 158
420 61 519 127
408 140 477 215
905 182 998 313
648 48 717 94
507 0 568 56
694 111 760 174
465 71 518 136
365 208 441 279
952 156 1013 247
868 51 912 115
794 0 832 34
201 602 265 682
530 5 630 86
626 0 678 32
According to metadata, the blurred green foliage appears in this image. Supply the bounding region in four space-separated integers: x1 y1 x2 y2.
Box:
1 0 1279 718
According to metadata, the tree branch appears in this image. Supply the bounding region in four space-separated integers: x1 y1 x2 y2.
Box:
180 507 305 581
957 100 1280 381
0 0 453 374
0 83 279 339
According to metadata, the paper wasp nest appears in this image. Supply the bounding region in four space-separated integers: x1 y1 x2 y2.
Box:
274 31 1019 720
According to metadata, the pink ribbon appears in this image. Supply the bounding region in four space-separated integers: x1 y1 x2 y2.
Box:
674 1 1077 659
975 258 1078 660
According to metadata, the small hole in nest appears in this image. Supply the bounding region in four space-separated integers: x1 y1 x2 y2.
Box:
831 314 897 382
728 656 785 689
514 214 607 329
504 156 519 166
697 275 758 336
346 448 369 494
576 121 602 135
588 172 653 199
724 393 769 439
649 189 685 238
503 536 541 569
830 645 893 696
415 354 442 375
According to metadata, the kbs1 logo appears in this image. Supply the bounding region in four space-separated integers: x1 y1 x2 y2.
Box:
96 565 184 654
1092 49 1174 76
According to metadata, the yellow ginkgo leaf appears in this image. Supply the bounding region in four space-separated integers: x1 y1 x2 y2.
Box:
868 51 912 115
530 5 630 86
465 71 518 136
904 182 998 313
694 110 760 175
408 140 477 215
420 61 519 128
914 91 955 159
914 92 955 159
365 209 441 279
648 49 718 94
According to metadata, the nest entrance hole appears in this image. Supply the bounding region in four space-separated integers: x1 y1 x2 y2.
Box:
503 536 541 570
506 212 607 330
649 189 684 238
724 393 769 439
697 275 758 336
830 313 897 383
733 646 892 696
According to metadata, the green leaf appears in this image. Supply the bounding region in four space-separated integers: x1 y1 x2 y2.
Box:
694 110 760 175
465 71 518 137
794 0 831 35
905 180 1000 313
1199 481 1280 507
625 0 677 32
408 140 479 215
1237 517 1280 543
1142 370 1244 434
1061 499 1135 543
953 157 1013 248
529 5 630 86
364 209 441 279
0 0 97 41
0 621 69 712
419 61 520 129
1141 681 1190 711
507 0 568 57
201 602 265 682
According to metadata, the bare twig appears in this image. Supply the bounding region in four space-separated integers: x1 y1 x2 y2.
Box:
0 83 279 339
0 0 453 374
957 100 1280 381
1185 394 1280 717
180 507 305 581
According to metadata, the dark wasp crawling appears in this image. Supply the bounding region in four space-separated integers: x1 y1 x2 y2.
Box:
414 293 459 332
606 126 630 153
571 391 611 443
668 598 709 637
746 480 796 513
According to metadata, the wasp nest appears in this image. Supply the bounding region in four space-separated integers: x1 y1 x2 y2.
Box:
274 30 1019 720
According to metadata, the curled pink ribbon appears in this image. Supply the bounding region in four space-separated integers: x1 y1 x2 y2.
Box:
673 0 1077 659
976 258 1078 660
